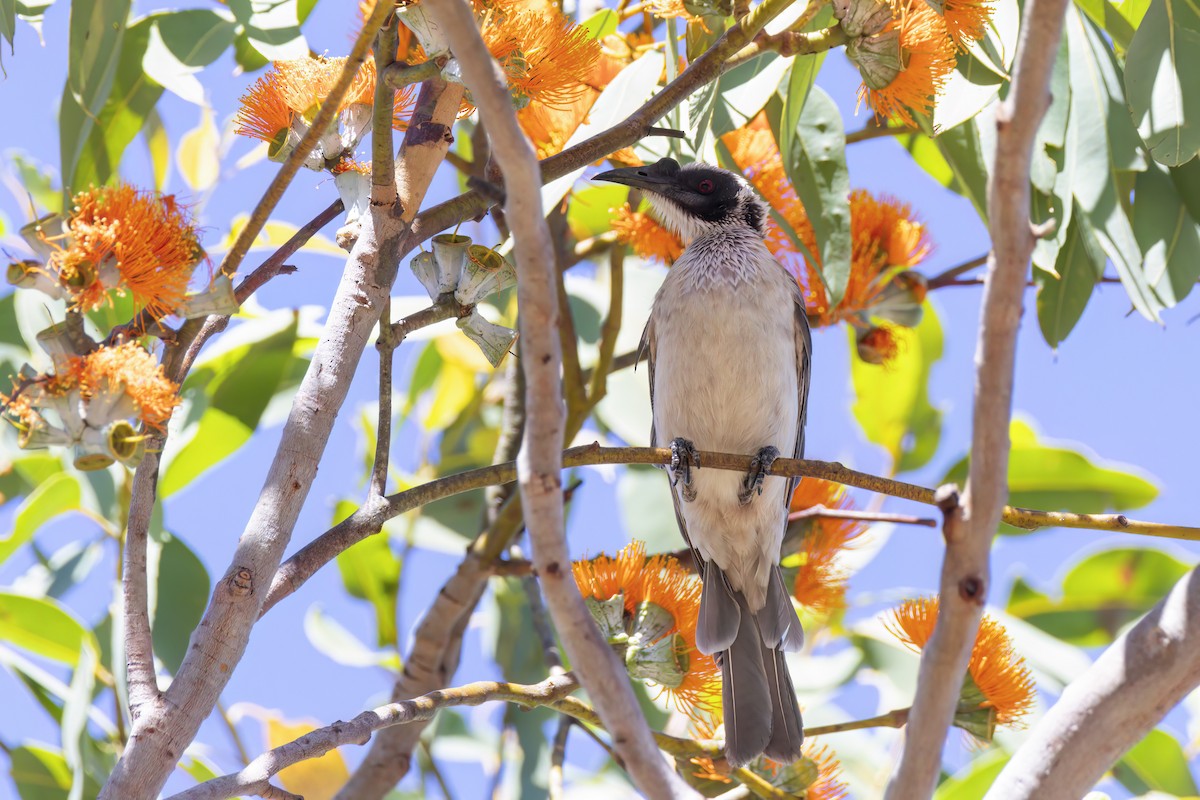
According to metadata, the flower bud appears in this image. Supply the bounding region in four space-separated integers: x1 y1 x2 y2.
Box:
833 0 893 38
410 251 442 301
456 308 518 368
584 593 630 648
17 417 74 450
20 215 67 262
179 274 239 319
454 245 517 306
397 3 450 57
847 30 903 90
432 233 472 296
626 630 688 688
36 323 92 374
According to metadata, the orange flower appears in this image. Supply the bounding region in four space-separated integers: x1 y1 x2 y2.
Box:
611 204 685 265
856 324 901 364
887 597 1036 728
574 541 720 718
857 0 956 127
482 8 601 109
52 184 203 319
77 343 181 431
723 117 931 331
804 742 850 800
942 0 994 49
789 480 867 613
234 56 417 147
518 36 630 158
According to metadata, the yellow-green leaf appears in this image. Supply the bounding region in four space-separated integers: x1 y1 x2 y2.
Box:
177 105 220 191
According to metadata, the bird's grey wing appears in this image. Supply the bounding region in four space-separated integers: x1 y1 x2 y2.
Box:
641 318 657 448
788 284 813 502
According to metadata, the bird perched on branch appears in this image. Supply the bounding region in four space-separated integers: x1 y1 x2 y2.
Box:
595 157 810 767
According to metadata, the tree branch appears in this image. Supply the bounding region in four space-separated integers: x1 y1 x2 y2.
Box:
424 1 695 797
984 566 1200 798
165 674 581 800
100 5 443 795
263 443 1200 614
883 0 1072 791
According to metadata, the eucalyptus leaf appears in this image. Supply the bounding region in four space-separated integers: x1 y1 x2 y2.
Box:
147 530 210 674
1113 729 1200 796
1035 204 1104 347
59 0 131 191
334 501 401 648
942 419 1157 526
0 591 96 667
850 303 944 472
784 86 851 305
1124 0 1200 167
1065 6 1161 319
1009 547 1188 645
0 472 82 565
1134 160 1200 304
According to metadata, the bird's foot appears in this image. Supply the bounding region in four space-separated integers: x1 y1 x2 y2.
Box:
669 437 701 502
738 445 780 505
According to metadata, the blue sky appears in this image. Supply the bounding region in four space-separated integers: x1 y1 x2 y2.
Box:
1 1 1197 798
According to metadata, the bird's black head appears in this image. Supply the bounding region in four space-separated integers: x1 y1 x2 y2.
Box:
593 158 767 243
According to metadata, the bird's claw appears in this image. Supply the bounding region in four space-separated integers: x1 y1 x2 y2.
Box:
738 445 780 506
669 437 701 502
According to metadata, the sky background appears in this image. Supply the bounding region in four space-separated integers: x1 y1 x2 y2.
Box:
1 1 1198 798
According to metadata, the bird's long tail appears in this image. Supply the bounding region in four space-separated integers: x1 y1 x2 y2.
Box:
702 566 805 767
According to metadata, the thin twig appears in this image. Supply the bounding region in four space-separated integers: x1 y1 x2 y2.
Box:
845 122 919 144
587 242 625 405
924 253 989 290
164 674 581 800
549 716 572 800
263 443 1200 613
804 707 910 736
788 505 937 527
884 0 1072 790
218 700 251 767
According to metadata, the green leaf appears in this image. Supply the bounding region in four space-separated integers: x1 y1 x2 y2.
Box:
1065 6 1162 319
10 150 62 214
9 744 100 800
0 592 95 666
567 184 629 241
177 105 221 190
59 0 132 191
147 530 210 673
782 86 851 305
709 53 791 138
1134 160 1200 304
1009 547 1190 645
1074 0 1139 48
335 502 401 648
1114 729 1200 795
303 605 401 669
1 0 15 59
580 8 618 39
74 10 237 188
933 749 1010 799
142 108 170 190
1124 0 1200 166
850 303 944 472
1031 37 1071 195
943 420 1157 524
143 9 236 106
1035 203 1104 346
61 642 97 800
0 472 82 565
901 118 990 221
777 4 835 167
228 0 308 70
162 314 301 496
933 50 1007 134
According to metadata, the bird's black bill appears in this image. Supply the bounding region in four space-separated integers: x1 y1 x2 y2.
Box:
592 157 681 192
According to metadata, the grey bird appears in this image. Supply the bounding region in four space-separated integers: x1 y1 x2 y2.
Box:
595 157 810 767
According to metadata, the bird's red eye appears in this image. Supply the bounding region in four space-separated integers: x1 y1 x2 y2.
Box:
698 179 714 194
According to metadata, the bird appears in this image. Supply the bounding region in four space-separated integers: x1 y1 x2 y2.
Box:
594 157 810 767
